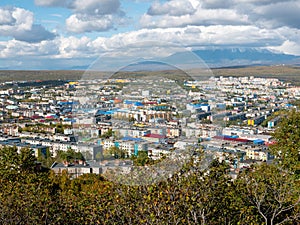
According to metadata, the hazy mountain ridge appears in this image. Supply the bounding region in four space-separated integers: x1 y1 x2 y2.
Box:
165 48 299 68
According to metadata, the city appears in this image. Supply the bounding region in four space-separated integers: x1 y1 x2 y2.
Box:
0 0 299 223
1 73 299 179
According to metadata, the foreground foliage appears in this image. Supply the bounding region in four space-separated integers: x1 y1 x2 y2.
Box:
0 111 299 224
0 147 298 225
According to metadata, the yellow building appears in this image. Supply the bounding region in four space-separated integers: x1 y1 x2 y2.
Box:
248 119 254 126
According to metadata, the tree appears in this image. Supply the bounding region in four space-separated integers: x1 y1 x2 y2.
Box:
180 159 239 224
106 146 126 159
0 146 21 181
55 123 64 134
128 116 135 123
233 108 300 224
236 163 300 225
56 148 85 163
132 151 153 166
18 148 37 173
100 129 114 138
0 146 62 224
270 109 300 176
37 148 54 168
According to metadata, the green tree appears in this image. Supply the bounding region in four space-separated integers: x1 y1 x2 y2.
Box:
108 146 126 159
0 146 21 181
37 148 55 168
0 146 63 224
236 163 300 225
270 109 300 176
100 129 113 138
56 148 85 163
132 150 153 166
128 116 135 123
18 148 36 173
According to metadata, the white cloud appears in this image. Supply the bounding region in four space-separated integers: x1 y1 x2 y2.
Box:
35 0 125 34
139 0 252 29
0 8 16 25
266 26 300 55
72 0 120 15
0 7 33 33
35 0 121 15
140 7 249 28
147 0 196 16
201 0 234 9
234 0 293 5
0 38 93 70
57 36 97 58
65 0 125 34
0 7 55 42
201 0 295 9
269 40 300 56
0 39 40 58
34 0 71 7
0 36 94 60
66 14 114 33
142 0 300 31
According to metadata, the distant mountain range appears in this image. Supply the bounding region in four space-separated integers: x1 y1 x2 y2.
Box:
73 48 300 72
165 48 300 68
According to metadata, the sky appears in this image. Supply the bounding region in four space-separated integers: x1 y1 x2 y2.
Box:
0 0 300 70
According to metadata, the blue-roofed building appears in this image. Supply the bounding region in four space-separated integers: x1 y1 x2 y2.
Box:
64 118 76 123
58 101 75 106
96 110 114 116
134 102 144 107
123 100 144 109
122 136 144 142
253 139 265 145
124 100 134 105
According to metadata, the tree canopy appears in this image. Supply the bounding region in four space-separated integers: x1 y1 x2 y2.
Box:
270 109 300 176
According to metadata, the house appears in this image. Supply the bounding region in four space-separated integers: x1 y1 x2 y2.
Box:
142 133 166 143
117 128 150 138
77 144 103 161
50 161 102 178
103 138 148 157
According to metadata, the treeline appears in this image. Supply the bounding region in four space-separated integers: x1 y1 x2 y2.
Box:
0 111 299 224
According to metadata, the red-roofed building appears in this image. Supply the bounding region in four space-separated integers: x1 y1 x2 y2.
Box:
32 115 42 119
142 133 166 143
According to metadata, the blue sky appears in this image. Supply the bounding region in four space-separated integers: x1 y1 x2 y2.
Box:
0 0 300 70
